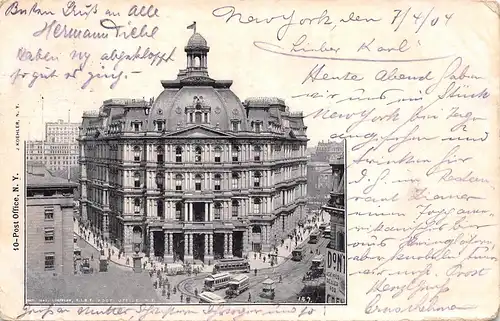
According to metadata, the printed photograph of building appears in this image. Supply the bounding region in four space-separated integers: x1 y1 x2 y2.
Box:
25 26 346 305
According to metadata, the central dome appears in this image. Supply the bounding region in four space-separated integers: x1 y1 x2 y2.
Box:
186 33 208 49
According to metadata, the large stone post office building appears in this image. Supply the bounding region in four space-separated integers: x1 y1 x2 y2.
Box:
79 31 308 263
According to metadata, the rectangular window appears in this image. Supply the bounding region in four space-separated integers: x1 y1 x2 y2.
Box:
232 206 238 217
255 123 261 133
253 203 259 214
232 178 238 189
254 154 260 162
195 182 201 191
215 183 221 191
215 207 221 220
44 228 54 242
133 123 140 131
44 207 54 220
175 207 181 220
44 252 55 270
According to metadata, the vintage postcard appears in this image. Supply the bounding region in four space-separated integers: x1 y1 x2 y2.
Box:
0 0 498 320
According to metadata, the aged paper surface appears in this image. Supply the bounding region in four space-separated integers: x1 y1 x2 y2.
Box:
0 0 498 320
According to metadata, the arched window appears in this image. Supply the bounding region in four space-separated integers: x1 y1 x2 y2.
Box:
157 200 164 218
253 197 261 214
253 145 261 161
214 146 222 163
252 225 261 234
194 56 201 68
175 202 183 220
214 202 222 220
175 146 182 163
195 146 202 163
231 172 239 189
133 146 141 162
214 174 221 191
155 172 164 190
175 174 183 191
232 145 239 162
157 146 164 163
195 174 202 191
134 172 141 188
134 198 141 213
253 171 262 188
232 200 239 217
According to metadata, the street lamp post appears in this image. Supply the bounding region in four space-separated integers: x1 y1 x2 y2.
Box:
132 233 143 273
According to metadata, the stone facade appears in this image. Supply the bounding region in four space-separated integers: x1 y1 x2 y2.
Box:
79 31 308 263
26 162 77 275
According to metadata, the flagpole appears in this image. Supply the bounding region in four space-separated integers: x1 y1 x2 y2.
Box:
41 96 45 166
67 108 71 182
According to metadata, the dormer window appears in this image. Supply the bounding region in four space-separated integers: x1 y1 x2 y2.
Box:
231 120 240 131
156 120 165 132
132 121 142 132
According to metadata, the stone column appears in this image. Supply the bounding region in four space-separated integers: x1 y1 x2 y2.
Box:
164 230 173 263
184 233 188 256
223 233 228 257
169 233 173 255
184 203 189 221
149 230 154 258
209 234 213 255
189 234 193 256
204 203 208 222
189 203 194 221
209 202 214 221
228 233 233 258
204 234 209 256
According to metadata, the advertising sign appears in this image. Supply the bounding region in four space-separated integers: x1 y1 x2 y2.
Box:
325 248 346 304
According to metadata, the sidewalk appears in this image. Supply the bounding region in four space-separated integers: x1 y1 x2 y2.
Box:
74 212 327 273
74 221 214 273
247 223 315 270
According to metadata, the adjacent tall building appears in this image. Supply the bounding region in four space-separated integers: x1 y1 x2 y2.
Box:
323 144 346 304
307 140 344 210
79 30 308 262
26 119 80 172
26 162 77 275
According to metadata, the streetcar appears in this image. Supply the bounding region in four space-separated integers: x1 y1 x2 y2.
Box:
203 272 232 291
311 255 324 269
199 292 226 304
213 258 250 273
323 226 331 238
308 230 320 244
225 274 250 298
292 246 304 261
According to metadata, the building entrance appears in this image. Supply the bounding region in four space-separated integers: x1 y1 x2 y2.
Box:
173 233 184 262
193 202 205 222
192 234 205 261
153 231 165 258
232 231 244 257
213 233 225 259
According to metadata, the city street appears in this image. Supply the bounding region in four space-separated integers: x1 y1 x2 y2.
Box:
172 211 330 303
27 235 159 304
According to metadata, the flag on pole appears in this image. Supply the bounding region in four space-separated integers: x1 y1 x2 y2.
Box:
187 21 196 34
